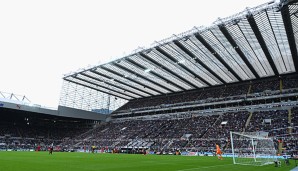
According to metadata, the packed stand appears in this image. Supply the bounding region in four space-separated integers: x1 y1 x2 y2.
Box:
246 110 289 136
114 76 298 115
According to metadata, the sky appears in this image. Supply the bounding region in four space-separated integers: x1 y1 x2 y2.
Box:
0 0 273 108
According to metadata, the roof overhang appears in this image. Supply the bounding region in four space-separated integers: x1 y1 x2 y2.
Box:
64 0 298 101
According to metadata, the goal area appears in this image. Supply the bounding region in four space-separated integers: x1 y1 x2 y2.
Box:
230 132 277 166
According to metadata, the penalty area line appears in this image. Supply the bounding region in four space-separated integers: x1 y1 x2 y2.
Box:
176 163 234 171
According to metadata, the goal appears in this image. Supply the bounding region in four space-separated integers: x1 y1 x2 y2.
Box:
230 132 277 166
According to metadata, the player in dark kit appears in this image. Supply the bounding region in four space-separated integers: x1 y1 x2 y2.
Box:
142 147 147 155
49 146 53 155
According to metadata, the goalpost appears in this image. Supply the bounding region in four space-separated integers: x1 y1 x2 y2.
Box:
230 132 277 166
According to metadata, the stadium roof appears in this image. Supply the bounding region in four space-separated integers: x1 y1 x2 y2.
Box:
63 0 298 101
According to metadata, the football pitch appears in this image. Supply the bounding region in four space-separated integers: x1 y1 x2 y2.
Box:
0 152 296 171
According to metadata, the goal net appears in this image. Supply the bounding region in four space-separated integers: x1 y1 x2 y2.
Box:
230 132 277 166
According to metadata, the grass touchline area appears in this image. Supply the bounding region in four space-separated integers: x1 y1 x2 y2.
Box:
0 152 296 171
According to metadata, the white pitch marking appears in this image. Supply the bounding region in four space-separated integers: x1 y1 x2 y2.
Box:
176 163 234 171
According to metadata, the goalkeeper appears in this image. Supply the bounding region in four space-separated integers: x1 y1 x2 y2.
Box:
215 144 223 160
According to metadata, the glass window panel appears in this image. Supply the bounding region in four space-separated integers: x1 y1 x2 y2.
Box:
254 11 285 74
130 56 183 92
75 75 138 98
150 47 206 87
267 10 295 73
184 37 238 83
85 71 151 97
76 74 142 98
174 44 222 85
289 4 298 73
120 58 180 92
66 77 132 100
103 64 162 95
163 43 220 85
134 53 193 90
226 19 274 77
96 67 160 95
202 28 255 80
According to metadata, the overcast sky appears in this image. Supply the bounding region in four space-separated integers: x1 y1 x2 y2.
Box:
0 0 273 108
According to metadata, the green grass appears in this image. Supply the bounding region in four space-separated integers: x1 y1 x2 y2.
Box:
0 152 296 171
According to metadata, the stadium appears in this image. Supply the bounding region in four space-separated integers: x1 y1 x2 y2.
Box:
1 0 298 170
